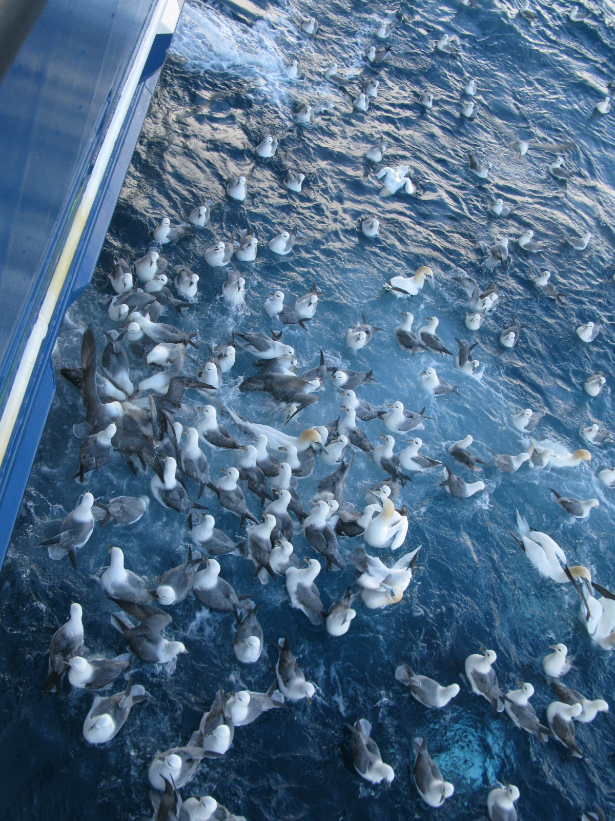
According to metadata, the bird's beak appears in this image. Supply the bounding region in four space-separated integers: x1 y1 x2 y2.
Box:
386 404 393 408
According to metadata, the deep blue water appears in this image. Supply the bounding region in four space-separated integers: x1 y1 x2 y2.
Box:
2 0 615 818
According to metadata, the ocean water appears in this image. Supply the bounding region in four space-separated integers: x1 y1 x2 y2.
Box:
2 0 615 818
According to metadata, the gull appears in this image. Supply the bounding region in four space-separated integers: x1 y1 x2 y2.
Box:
484 238 509 269
324 64 357 86
365 141 387 162
285 59 301 79
365 45 391 64
549 156 572 179
468 153 491 179
363 78 379 98
595 97 612 115
518 229 548 253
569 5 590 20
377 165 414 196
490 197 513 217
436 34 459 55
419 90 433 109
298 14 318 34
461 100 477 118
532 270 564 304
353 93 369 112
566 231 591 250
484 111 575 158
518 0 537 20
375 21 393 38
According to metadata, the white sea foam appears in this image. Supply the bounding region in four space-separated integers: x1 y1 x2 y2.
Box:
172 4 295 107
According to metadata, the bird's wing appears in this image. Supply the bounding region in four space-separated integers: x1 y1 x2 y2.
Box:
295 583 323 613
109 598 172 626
352 735 374 773
80 328 101 411
527 140 576 153
483 111 519 141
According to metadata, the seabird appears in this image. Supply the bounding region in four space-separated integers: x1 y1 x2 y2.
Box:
346 719 395 784
488 784 520 821
304 501 344 570
293 103 313 124
150 456 193 515
156 547 203 605
547 701 583 757
190 513 245 556
102 546 153 603
42 602 84 692
550 488 599 519
549 680 608 723
284 171 306 192
365 141 387 162
83 676 148 744
484 111 575 157
256 135 278 159
395 312 427 354
193 559 247 612
152 217 193 244
396 664 460 708
377 165 415 196
504 683 551 741
465 648 505 713
512 408 544 432
468 153 491 179
399 438 442 473
359 215 380 237
436 34 459 54
542 643 572 677
330 368 375 390
108 257 133 294
486 447 530 473
419 368 459 396
549 156 572 179
39 493 95 569
413 738 454 807
365 45 391 64
364 497 408 550
110 599 186 664
68 653 131 691
274 635 315 701
148 739 205 791
418 317 453 356
449 435 487 471
518 229 548 253
325 588 357 636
